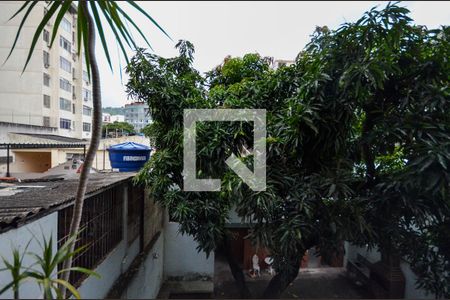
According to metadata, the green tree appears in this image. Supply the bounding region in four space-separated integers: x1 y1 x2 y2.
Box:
102 121 135 137
305 3 449 297
129 41 365 298
7 1 169 296
129 3 449 298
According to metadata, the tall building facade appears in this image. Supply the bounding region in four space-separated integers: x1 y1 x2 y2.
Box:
124 102 151 132
0 1 93 139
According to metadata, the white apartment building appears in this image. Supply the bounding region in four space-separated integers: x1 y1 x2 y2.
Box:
103 112 125 124
0 1 93 139
124 102 152 132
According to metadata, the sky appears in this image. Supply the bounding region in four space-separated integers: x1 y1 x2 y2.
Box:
98 1 450 107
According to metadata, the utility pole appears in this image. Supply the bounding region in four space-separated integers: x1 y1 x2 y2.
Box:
6 144 10 177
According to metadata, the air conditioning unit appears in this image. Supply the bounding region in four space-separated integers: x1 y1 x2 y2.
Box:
46 41 51 47
44 63 50 68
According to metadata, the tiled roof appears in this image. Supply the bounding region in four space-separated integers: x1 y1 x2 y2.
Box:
0 172 135 231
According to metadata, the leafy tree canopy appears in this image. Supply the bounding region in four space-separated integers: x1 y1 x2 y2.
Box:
102 121 135 135
128 3 449 298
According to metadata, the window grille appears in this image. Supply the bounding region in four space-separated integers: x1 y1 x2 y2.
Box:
58 184 124 286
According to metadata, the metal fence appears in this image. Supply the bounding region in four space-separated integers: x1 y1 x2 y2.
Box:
58 183 124 286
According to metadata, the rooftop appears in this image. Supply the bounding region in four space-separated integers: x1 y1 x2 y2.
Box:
10 133 87 143
124 102 147 107
0 172 135 231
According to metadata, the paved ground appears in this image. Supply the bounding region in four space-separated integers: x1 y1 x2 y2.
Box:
214 268 372 299
157 254 373 299
214 255 373 299
158 280 214 299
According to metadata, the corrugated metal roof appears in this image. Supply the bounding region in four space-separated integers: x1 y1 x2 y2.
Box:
0 172 136 231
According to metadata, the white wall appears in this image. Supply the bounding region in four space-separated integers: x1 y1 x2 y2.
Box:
400 262 435 299
0 122 56 176
77 184 164 299
77 239 141 299
77 184 139 298
121 233 165 299
0 213 58 299
164 220 214 279
345 244 436 299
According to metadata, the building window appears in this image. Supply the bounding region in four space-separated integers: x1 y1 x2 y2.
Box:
60 77 71 92
82 70 90 83
59 97 71 111
57 184 123 286
60 56 71 73
82 122 91 132
60 36 71 53
82 88 91 101
43 95 50 108
72 103 76 114
43 73 50 86
43 29 49 43
61 17 71 33
43 51 50 66
60 118 71 129
43 116 50 127
82 105 92 116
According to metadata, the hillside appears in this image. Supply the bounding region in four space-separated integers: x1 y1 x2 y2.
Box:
102 107 126 116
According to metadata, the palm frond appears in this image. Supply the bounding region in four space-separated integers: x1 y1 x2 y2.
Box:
6 0 171 73
3 1 37 65
48 0 73 48
22 1 61 72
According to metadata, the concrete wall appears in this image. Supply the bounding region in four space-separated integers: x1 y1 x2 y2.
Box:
164 219 214 279
400 261 435 299
0 213 58 299
345 244 435 299
0 122 56 175
77 183 139 298
12 151 51 173
78 183 164 299
121 233 165 299
77 238 142 299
